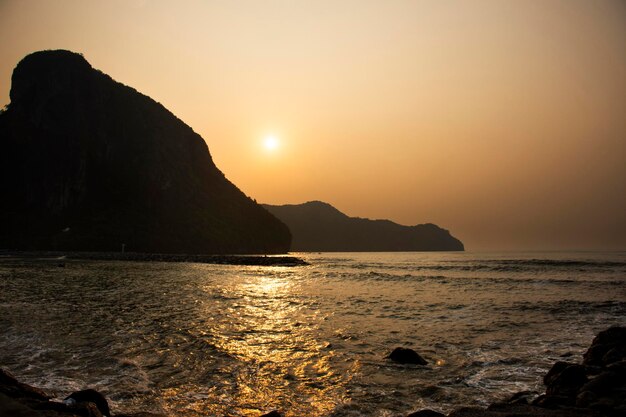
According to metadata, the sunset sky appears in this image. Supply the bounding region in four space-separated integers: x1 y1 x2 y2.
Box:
1 0 624 251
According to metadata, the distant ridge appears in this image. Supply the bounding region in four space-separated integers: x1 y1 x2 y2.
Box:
0 50 290 254
262 201 464 252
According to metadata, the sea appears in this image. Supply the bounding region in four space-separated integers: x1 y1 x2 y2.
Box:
1 251 625 416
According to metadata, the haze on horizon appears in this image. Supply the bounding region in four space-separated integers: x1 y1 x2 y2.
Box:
1 0 624 251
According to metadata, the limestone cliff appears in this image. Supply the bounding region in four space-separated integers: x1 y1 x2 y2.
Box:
0 50 290 254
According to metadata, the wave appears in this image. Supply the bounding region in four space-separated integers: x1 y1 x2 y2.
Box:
418 259 626 272
333 270 624 286
326 257 626 275
495 300 626 315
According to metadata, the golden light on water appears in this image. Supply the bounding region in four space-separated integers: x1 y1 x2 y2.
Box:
189 269 353 417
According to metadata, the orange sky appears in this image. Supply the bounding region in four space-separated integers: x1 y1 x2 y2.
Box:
1 0 625 250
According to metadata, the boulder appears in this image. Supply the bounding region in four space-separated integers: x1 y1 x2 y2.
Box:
450 403 600 416
388 347 428 365
544 364 587 397
532 393 575 408
583 326 626 366
501 390 539 405
0 369 50 401
406 410 445 417
575 390 598 408
602 346 626 365
542 362 570 386
71 402 104 417
65 389 110 417
579 371 622 395
260 411 283 417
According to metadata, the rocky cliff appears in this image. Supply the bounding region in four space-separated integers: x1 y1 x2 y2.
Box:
262 201 464 252
0 50 290 254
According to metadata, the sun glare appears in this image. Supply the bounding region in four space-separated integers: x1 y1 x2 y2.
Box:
263 135 279 151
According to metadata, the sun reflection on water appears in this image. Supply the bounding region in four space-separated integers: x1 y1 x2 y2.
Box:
170 267 354 417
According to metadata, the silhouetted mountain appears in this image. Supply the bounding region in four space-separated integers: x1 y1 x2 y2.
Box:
0 50 290 254
262 201 464 252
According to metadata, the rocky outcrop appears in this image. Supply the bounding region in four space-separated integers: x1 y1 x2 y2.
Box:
388 347 428 365
406 411 445 417
262 201 464 252
541 326 626 413
260 411 283 417
0 50 290 254
0 369 49 402
64 390 111 417
582 326 626 367
409 326 626 417
0 368 165 417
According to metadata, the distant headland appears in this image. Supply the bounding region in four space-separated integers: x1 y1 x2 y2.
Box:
0 50 291 254
263 201 464 252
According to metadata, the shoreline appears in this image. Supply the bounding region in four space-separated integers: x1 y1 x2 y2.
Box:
0 251 309 267
1 326 624 417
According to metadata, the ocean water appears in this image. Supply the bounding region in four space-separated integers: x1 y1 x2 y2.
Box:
0 251 625 416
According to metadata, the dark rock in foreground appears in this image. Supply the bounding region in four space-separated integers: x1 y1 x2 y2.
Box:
583 326 626 367
446 403 599 416
544 363 588 398
388 347 429 365
64 390 111 417
407 410 445 417
260 411 283 417
263 201 464 252
0 369 49 402
0 368 164 417
0 49 291 254
407 325 626 417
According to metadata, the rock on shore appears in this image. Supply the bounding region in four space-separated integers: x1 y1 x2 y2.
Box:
0 368 164 417
410 326 626 417
388 347 429 365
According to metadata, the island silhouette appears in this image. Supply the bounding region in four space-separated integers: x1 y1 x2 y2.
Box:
0 50 290 254
263 201 464 251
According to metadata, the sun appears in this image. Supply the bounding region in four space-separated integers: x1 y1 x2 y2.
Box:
263 135 280 151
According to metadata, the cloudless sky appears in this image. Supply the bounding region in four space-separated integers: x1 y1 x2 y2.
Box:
1 0 625 250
